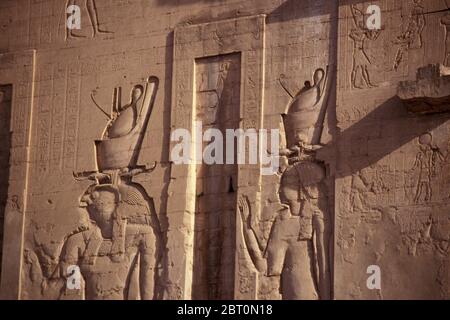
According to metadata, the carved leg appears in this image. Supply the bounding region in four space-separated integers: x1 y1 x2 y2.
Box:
351 65 363 89
312 205 331 300
66 0 86 40
393 48 403 71
363 66 376 88
139 232 156 300
87 0 112 37
425 182 432 202
414 181 423 203
445 46 450 67
445 32 450 66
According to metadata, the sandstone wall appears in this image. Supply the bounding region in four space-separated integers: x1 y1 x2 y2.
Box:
0 0 448 300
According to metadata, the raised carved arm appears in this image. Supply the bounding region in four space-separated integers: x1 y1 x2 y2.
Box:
238 196 267 274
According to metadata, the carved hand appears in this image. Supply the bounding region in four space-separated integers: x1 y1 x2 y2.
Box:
238 196 250 227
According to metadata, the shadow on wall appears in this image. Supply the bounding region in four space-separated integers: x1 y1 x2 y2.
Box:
267 0 373 24
268 0 333 24
322 95 450 177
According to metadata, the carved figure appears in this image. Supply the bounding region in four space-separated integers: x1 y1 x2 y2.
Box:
65 0 113 40
239 68 332 300
393 0 425 71
196 60 231 125
411 133 444 203
238 163 329 300
60 177 161 300
349 4 381 89
22 75 162 300
350 172 370 212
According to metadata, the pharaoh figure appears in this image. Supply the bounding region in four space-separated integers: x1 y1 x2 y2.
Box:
239 67 332 299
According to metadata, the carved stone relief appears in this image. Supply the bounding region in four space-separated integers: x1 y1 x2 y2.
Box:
398 64 450 114
239 67 333 300
65 0 113 41
349 4 382 89
22 76 162 300
335 1 450 300
1 0 450 301
392 0 425 71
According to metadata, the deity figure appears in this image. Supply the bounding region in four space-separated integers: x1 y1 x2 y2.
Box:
23 76 161 300
239 67 332 300
60 172 161 300
61 76 161 299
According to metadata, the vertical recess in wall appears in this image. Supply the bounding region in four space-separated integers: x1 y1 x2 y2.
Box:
0 85 12 279
192 53 241 299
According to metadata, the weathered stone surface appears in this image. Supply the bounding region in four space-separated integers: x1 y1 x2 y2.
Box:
0 0 448 300
398 64 450 114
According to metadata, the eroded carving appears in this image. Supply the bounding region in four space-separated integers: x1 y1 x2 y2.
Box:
392 0 425 71
397 64 450 114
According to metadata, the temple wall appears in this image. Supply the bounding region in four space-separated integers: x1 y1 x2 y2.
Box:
0 0 448 299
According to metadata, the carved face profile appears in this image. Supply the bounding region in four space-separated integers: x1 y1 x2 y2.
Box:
279 185 301 216
279 167 302 216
